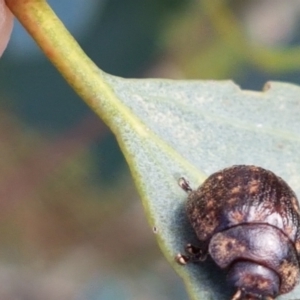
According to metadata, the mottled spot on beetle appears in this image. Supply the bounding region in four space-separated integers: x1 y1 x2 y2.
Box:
189 208 219 241
231 186 241 195
249 166 260 172
206 199 215 209
228 196 239 206
210 234 246 268
291 197 300 215
278 260 299 293
197 211 219 238
225 241 234 251
216 189 225 199
249 179 260 195
295 240 300 254
283 225 294 238
228 209 245 224
205 211 218 227
189 207 201 222
257 278 271 290
242 273 270 291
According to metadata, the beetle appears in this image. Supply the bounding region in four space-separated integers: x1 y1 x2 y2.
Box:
176 165 300 300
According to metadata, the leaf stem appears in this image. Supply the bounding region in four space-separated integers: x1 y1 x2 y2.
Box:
5 0 116 127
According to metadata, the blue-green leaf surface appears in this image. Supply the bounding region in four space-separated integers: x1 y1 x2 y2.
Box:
101 76 300 300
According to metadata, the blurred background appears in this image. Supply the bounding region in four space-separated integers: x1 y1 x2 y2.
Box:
1 0 300 299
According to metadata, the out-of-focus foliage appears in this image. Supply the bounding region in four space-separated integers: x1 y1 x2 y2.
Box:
1 0 300 299
0 106 183 299
152 0 300 85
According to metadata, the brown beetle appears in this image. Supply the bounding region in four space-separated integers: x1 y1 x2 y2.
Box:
176 165 300 300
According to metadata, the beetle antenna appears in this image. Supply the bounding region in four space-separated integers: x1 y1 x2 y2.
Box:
178 177 193 193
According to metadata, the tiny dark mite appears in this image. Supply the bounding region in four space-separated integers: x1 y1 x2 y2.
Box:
176 165 300 300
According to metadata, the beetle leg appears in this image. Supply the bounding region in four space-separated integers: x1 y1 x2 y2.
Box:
185 243 208 261
175 253 190 265
178 177 193 193
175 243 208 265
230 289 242 300
231 289 274 300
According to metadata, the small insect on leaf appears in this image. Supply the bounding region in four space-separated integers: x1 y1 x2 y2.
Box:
177 165 300 300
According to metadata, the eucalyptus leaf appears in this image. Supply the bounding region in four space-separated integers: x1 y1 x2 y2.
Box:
99 76 300 300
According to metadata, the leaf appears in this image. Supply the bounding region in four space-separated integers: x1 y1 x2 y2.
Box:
100 77 300 300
